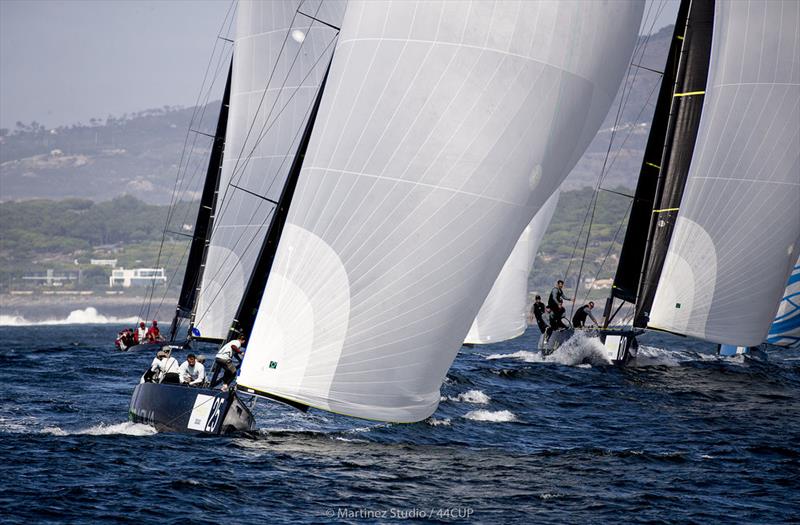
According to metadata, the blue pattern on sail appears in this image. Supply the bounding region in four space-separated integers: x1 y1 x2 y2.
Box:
767 262 800 348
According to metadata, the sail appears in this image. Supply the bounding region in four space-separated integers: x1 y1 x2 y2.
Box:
635 0 714 325
239 0 644 422
172 62 233 340
465 190 559 344
192 0 345 340
649 0 800 346
611 0 690 304
767 257 800 348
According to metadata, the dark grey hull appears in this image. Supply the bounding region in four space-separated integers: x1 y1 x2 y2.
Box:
121 342 164 353
129 382 256 434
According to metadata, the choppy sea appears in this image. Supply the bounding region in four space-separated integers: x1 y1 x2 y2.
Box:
1 318 798 524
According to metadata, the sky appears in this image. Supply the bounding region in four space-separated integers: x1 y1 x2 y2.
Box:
0 0 680 131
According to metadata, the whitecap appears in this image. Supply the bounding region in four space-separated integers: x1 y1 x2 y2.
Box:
43 422 157 436
463 410 516 422
447 389 490 404
426 417 451 427
0 307 138 326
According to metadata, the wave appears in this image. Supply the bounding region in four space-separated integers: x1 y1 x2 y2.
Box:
42 422 157 436
426 417 451 427
463 409 516 422
0 307 138 326
445 389 490 404
486 332 613 366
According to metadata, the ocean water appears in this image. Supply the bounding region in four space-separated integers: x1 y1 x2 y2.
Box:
1 322 798 524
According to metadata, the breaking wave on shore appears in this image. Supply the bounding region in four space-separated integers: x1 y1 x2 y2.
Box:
0 307 137 326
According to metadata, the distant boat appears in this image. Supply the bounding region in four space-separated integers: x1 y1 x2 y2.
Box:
130 0 644 432
581 0 800 363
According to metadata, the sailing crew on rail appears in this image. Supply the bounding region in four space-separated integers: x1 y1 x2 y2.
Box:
548 280 573 311
572 301 598 329
146 320 163 342
135 322 147 344
179 353 205 386
153 348 180 383
211 336 246 387
530 295 548 334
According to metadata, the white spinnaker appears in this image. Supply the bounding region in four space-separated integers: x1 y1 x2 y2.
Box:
194 0 345 339
649 0 800 346
465 190 559 344
240 0 643 422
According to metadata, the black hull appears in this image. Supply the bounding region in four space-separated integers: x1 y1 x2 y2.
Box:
129 382 255 434
121 342 164 353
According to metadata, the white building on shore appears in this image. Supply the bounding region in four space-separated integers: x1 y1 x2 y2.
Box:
109 268 166 288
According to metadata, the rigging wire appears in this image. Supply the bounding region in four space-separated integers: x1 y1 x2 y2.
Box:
137 0 237 324
564 0 669 317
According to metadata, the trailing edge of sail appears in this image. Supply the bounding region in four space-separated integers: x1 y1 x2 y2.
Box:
238 0 644 422
465 190 559 344
767 257 800 348
171 61 233 342
649 0 800 346
611 0 690 305
193 0 345 340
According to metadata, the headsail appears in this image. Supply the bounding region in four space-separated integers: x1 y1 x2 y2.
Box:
648 0 800 346
193 0 345 340
238 0 644 422
767 257 800 348
465 190 559 344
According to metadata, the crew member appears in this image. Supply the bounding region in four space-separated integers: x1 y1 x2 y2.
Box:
548 280 573 311
146 320 162 342
572 301 598 328
136 322 147 344
547 301 569 338
179 353 205 386
152 347 180 383
210 336 246 387
530 295 548 334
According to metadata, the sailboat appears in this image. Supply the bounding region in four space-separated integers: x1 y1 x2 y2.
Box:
130 0 644 432
585 0 800 364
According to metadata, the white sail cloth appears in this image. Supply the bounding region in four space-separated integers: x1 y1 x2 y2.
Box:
239 0 644 422
649 0 800 346
194 0 345 339
465 190 559 344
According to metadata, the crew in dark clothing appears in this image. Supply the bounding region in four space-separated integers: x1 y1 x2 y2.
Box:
548 280 573 311
572 301 598 328
545 302 569 339
530 295 548 334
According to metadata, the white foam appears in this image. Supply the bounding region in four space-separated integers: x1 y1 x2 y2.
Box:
486 332 613 366
43 422 157 436
464 410 516 422
447 389 490 404
426 417 451 427
0 307 138 326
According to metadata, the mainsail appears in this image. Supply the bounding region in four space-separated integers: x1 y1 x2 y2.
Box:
648 0 800 345
465 190 559 344
193 0 345 340
238 0 644 422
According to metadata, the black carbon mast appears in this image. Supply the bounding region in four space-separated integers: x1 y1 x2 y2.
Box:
602 0 714 328
169 61 233 343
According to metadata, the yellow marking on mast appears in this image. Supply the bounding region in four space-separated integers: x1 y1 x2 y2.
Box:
652 207 680 213
674 90 705 97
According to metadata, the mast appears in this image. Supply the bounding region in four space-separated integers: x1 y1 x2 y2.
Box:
227 61 332 343
607 1 690 315
626 0 714 328
170 61 233 342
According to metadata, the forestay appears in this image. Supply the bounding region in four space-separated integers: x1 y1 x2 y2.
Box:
465 190 559 344
649 0 800 346
194 0 345 339
239 0 644 422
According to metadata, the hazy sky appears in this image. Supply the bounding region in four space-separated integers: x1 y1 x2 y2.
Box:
0 0 679 130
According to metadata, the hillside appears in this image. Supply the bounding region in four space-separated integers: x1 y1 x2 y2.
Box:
0 27 673 203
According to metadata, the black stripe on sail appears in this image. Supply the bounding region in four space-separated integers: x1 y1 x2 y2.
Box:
634 0 715 328
611 0 691 305
227 60 333 342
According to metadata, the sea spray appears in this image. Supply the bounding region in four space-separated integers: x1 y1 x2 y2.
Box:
0 307 138 326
